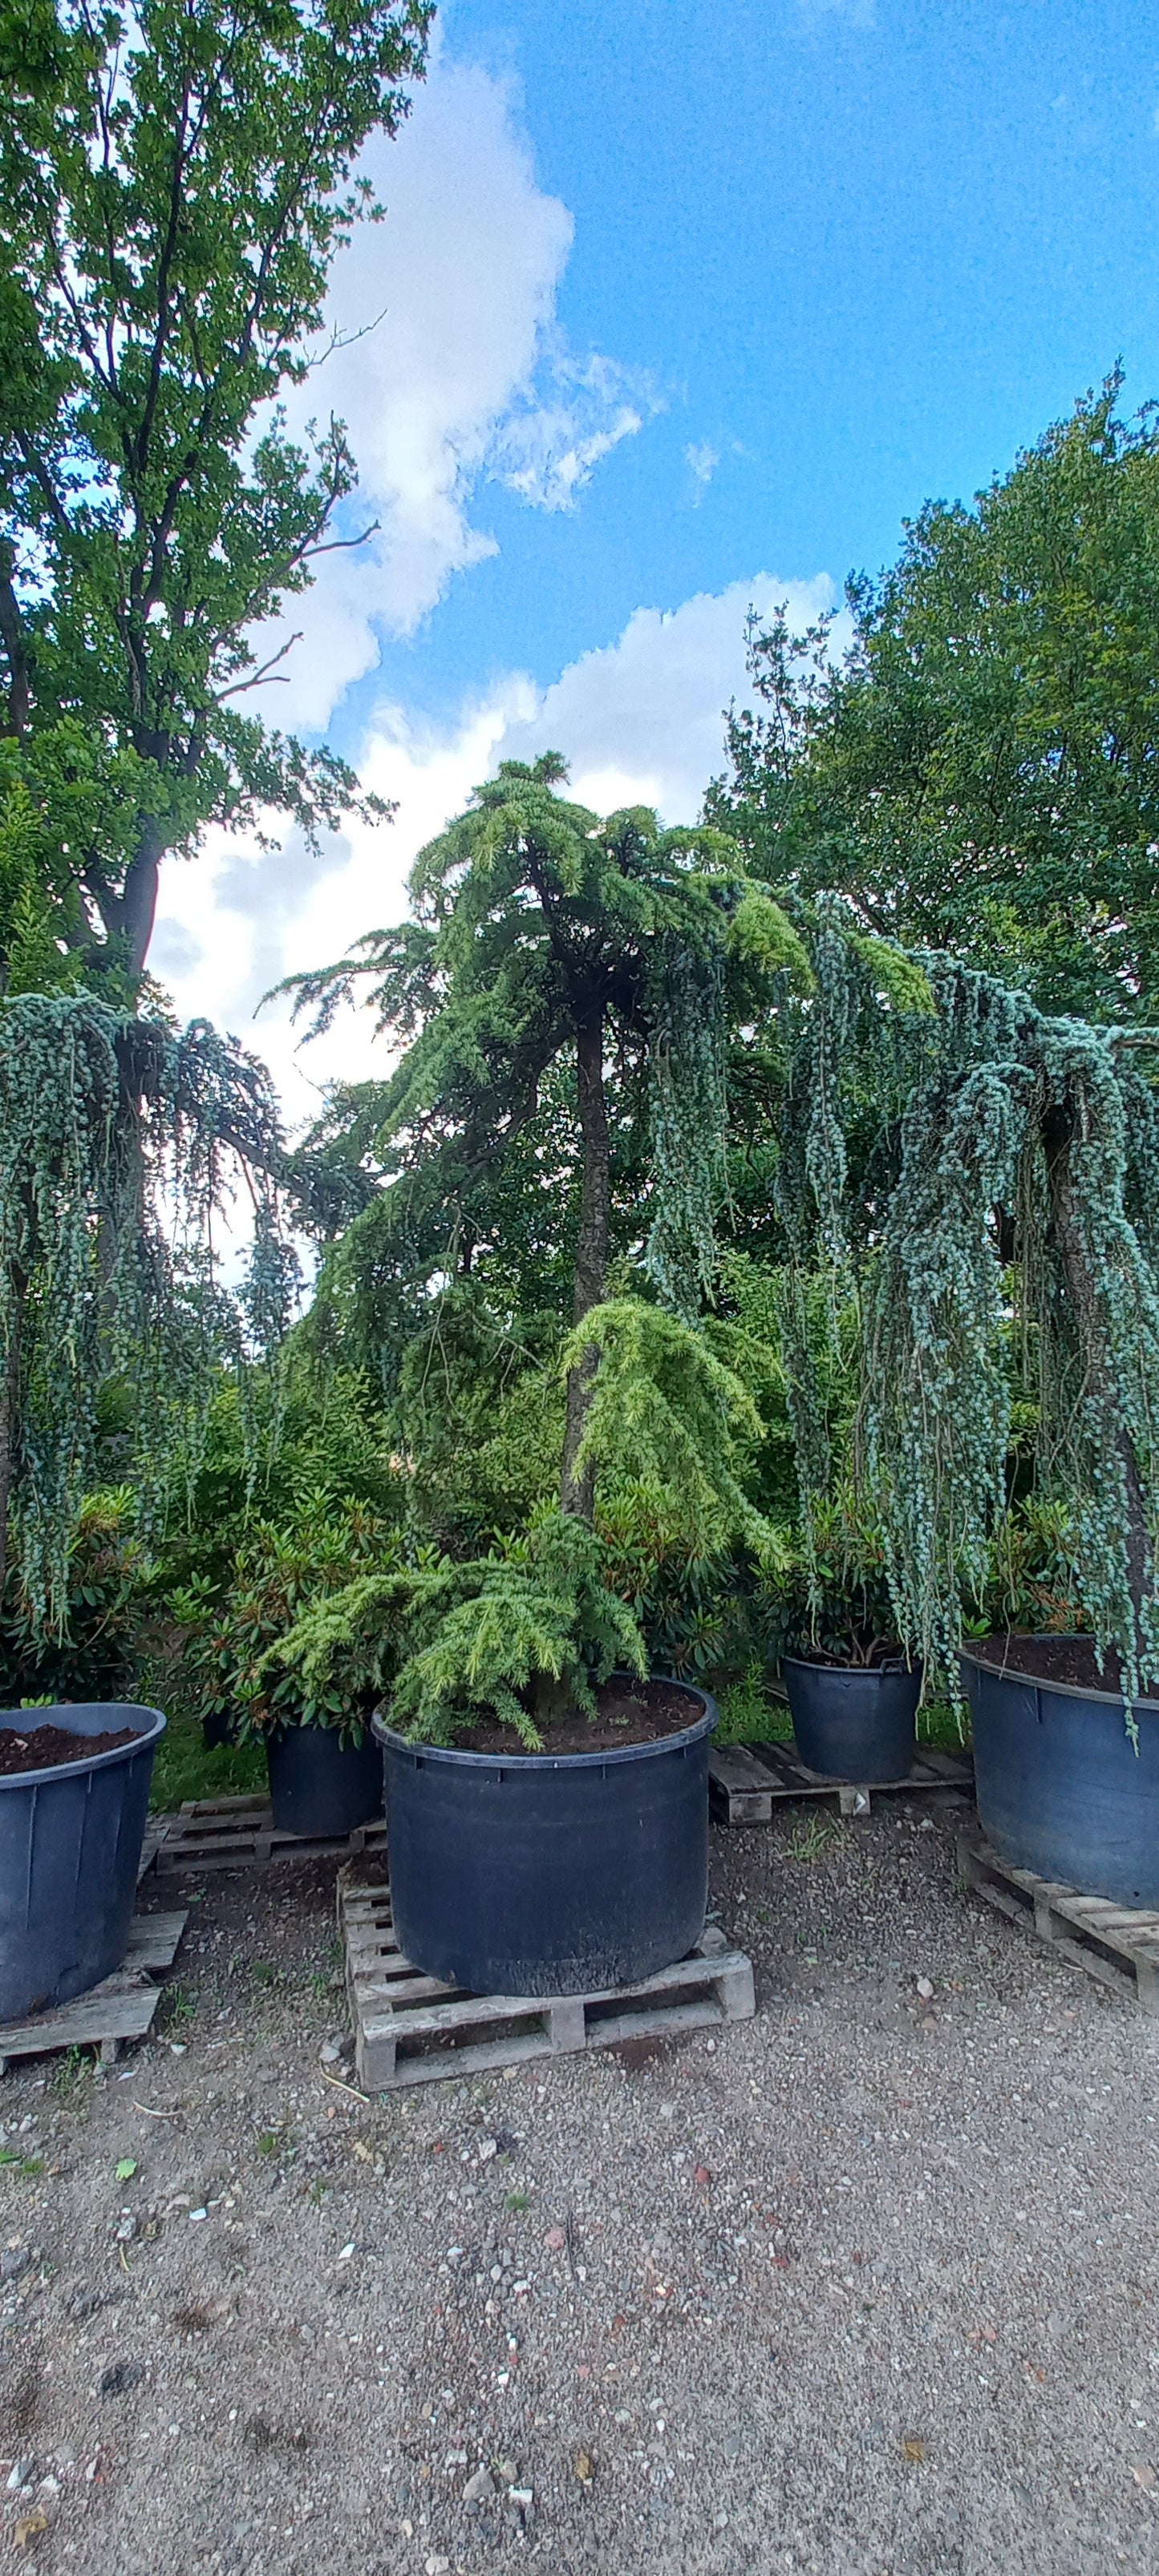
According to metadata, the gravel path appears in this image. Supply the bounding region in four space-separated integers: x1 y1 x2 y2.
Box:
2 1790 1157 2575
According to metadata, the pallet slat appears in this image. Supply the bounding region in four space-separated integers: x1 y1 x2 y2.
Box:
338 1877 755 2092
0 1909 188 2071
709 1737 973 1825
152 1793 388 1875
959 1833 1159 2016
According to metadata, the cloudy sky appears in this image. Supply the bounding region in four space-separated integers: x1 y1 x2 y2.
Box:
152 0 1159 1122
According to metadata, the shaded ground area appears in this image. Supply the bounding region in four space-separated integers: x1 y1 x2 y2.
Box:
1 1790 1157 2575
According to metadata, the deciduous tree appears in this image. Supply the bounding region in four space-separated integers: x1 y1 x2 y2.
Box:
0 0 430 985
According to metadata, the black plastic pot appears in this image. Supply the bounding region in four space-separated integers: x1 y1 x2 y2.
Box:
961 1636 1159 1907
265 1725 384 1838
783 1655 920 1782
202 1709 238 1751
0 1702 166 2024
374 1682 717 1996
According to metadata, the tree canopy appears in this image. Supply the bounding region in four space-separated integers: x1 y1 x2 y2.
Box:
0 0 430 988
282 754 816 1506
709 378 1159 1021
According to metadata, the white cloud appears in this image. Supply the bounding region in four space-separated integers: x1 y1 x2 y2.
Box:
154 572 840 1126
494 353 659 511
243 47 654 731
499 572 840 823
685 441 719 494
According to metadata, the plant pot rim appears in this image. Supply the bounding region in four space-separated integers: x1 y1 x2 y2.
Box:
782 1653 918 1679
959 1635 1159 1714
263 1717 370 1740
373 1676 717 1772
0 1702 166 1793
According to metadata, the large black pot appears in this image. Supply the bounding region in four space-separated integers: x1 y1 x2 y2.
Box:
961 1636 1159 1907
202 1709 238 1751
0 1702 166 2023
783 1655 920 1782
374 1682 717 1996
265 1725 384 1838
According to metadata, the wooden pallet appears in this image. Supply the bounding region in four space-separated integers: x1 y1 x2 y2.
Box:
138 1815 172 1878
152 1793 388 1876
339 1878 756 2091
709 1737 972 1825
0 1911 188 2073
959 1834 1159 2016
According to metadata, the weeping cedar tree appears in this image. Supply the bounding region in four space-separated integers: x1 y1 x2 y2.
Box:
707 378 1159 1022
279 760 1159 1727
269 769 942 1746
278 755 821 1517
0 0 430 990
772 917 1159 1705
0 989 304 1636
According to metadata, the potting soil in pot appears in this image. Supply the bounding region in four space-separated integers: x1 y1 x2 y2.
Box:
0 1722 139 1775
451 1678 699 1757
968 1634 1128 1691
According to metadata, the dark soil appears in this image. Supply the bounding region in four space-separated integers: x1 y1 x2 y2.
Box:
966 1631 1159 1700
0 1721 139 1776
446 1676 707 1757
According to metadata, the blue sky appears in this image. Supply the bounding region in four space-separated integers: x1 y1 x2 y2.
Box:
156 0 1159 1113
342 0 1159 738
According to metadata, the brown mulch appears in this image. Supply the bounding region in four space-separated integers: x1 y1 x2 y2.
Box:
0 1721 138 1776
965 1630 1158 1698
450 1676 708 1757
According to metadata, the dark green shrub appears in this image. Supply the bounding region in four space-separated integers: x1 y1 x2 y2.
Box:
0 1490 144 1705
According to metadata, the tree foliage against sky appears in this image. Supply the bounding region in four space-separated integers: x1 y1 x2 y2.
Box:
0 989 297 1628
0 0 430 989
280 754 817 1509
710 378 1159 1021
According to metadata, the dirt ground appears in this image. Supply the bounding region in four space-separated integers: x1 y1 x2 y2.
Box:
2 1789 1158 2576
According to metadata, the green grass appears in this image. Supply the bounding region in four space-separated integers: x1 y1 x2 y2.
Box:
786 1813 841 1862
714 1666 793 1745
149 1703 266 1811
156 1979 196 2032
916 1696 971 1753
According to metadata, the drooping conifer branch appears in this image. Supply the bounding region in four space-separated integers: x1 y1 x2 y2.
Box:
0 992 300 1630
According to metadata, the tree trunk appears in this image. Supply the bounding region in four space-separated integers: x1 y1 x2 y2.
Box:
561 1010 610 1519
1042 1099 1152 1624
120 818 168 981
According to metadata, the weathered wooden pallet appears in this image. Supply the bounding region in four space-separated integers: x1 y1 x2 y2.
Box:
338 1877 755 2091
0 1911 188 2073
137 1814 172 1878
152 1793 388 1876
959 1834 1159 2016
709 1737 972 1825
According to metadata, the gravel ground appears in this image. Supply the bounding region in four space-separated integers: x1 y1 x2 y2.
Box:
2 1790 1158 2576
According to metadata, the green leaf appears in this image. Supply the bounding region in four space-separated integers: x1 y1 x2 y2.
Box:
115 2157 137 2182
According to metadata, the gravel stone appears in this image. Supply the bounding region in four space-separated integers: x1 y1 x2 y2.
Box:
1 1806 1157 2571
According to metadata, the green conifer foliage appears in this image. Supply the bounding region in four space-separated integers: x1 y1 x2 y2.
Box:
278 758 782 1506
0 990 294 1628
772 934 1159 1700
